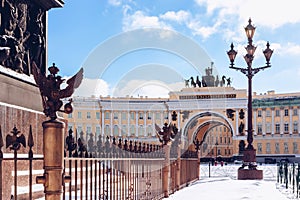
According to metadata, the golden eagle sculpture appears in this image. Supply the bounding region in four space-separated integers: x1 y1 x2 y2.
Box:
155 122 178 145
32 62 83 120
6 126 26 151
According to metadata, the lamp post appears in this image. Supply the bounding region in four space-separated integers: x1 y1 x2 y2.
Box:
227 18 273 179
215 141 218 162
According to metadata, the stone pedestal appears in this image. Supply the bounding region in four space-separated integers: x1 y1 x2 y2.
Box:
238 169 263 180
237 149 263 180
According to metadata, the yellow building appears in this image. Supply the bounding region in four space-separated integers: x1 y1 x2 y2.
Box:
64 86 300 163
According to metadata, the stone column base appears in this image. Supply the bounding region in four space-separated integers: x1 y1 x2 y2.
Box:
237 169 263 180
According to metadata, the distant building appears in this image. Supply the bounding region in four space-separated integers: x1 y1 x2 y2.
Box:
64 86 300 162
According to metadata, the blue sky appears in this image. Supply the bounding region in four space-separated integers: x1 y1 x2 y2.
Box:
48 0 300 97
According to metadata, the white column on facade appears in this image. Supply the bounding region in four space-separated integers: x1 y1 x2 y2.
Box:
110 111 113 136
144 111 147 136
298 106 300 134
271 108 275 135
101 111 105 136
262 108 266 135
289 106 293 134
152 111 155 137
235 110 239 136
136 111 138 137
280 107 284 135
127 112 130 137
253 109 257 135
118 112 121 137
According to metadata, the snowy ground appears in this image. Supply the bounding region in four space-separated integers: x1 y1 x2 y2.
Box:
166 163 298 200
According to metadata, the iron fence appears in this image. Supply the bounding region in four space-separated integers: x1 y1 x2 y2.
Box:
0 126 199 199
277 162 300 198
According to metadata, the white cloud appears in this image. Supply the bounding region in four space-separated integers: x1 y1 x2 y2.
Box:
160 10 190 24
123 10 172 31
194 0 300 29
269 42 300 57
108 0 122 6
111 80 184 98
72 78 110 97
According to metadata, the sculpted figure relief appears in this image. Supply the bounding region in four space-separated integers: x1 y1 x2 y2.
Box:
0 0 46 75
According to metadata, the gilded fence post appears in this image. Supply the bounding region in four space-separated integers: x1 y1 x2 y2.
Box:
194 139 201 180
162 144 170 197
176 142 181 190
33 62 83 200
37 120 65 199
155 111 179 198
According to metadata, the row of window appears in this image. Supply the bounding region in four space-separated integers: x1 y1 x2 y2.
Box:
68 112 100 120
68 124 156 137
108 112 169 121
257 108 298 118
257 142 298 154
256 121 299 134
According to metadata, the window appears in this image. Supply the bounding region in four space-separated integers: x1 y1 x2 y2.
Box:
293 121 298 133
105 112 110 119
96 126 100 136
293 142 298 154
104 125 110 135
284 123 289 133
130 125 135 136
68 113 72 118
130 112 135 120
139 112 143 120
284 143 289 153
155 112 161 120
78 112 82 119
147 125 152 136
275 123 280 133
87 112 91 119
257 110 262 117
77 125 83 135
138 125 144 136
257 143 262 153
257 124 262 134
121 125 127 135
113 125 119 136
275 110 280 117
121 112 126 120
284 109 289 116
147 112 152 120
275 143 280 153
86 126 92 134
266 110 271 117
266 143 271 153
113 112 118 119
96 112 100 119
293 109 298 116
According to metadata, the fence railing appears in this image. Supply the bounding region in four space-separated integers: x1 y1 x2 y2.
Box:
0 126 199 199
277 162 300 198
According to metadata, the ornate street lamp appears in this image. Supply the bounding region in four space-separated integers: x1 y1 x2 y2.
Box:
226 18 273 179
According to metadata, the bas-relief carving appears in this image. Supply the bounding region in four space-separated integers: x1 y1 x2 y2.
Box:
0 0 46 75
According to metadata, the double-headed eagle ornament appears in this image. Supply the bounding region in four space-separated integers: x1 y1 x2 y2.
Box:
32 62 83 120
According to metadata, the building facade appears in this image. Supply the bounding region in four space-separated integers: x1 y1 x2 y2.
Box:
64 88 300 162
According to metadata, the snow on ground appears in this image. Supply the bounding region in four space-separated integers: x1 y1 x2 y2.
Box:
166 164 298 200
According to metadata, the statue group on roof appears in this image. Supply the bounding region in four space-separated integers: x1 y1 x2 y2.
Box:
185 62 232 88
